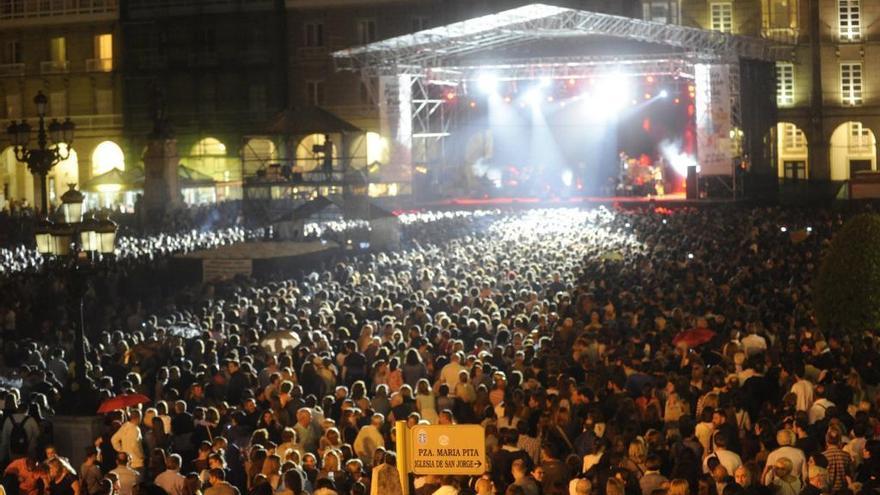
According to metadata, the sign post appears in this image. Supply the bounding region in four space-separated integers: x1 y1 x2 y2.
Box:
406 424 486 475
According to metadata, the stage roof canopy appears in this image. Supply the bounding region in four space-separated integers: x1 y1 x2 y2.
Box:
333 3 787 76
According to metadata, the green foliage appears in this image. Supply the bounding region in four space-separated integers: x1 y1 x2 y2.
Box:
815 213 880 336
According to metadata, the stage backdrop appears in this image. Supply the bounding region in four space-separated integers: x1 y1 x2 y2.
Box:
695 64 732 176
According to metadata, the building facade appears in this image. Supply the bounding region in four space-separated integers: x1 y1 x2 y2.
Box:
0 0 122 210
121 0 288 203
653 0 880 184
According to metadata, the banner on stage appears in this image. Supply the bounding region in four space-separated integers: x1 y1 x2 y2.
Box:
378 75 413 182
202 258 252 282
695 64 732 176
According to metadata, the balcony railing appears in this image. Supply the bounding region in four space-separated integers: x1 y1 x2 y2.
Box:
86 57 113 72
762 28 799 44
0 0 117 21
40 60 70 74
67 113 122 129
0 63 25 76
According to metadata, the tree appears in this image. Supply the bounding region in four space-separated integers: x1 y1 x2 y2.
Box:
815 213 880 336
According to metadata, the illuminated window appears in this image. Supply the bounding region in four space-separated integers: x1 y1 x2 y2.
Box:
849 122 871 151
91 141 125 175
49 36 67 62
306 81 324 106
776 62 794 107
764 0 798 30
49 37 66 62
710 2 733 32
358 19 377 44
840 62 863 106
305 22 324 47
781 123 806 152
642 1 679 24
95 34 112 60
839 0 861 41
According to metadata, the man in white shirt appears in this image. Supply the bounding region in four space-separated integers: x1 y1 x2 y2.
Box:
762 429 807 484
808 390 835 425
354 413 385 464
741 327 767 357
111 410 145 472
703 432 742 476
155 454 186 495
788 362 814 413
110 452 140 495
439 352 465 393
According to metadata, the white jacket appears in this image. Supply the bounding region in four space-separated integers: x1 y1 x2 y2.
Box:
111 422 145 468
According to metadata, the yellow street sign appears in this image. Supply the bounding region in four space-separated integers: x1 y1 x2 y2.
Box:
407 424 486 475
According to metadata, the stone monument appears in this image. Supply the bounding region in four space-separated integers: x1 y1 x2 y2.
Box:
141 86 183 229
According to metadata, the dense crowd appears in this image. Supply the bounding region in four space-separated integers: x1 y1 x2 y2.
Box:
0 205 878 495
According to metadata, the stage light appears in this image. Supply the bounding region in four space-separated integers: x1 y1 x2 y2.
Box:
674 98 680 104
478 73 498 94
523 88 542 105
567 78 576 86
561 169 573 187
687 253 694 260
469 101 477 108
445 91 456 101
645 93 652 99
646 75 655 83
807 226 813 232
503 96 512 103
659 90 669 98
589 73 632 118
780 226 788 233
546 96 554 102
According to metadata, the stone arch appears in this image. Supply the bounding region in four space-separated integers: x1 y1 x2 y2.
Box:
187 137 230 181
296 133 338 173
91 140 126 175
0 146 34 207
829 122 876 181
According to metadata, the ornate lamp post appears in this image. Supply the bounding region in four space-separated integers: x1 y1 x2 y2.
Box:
6 91 75 214
34 184 117 397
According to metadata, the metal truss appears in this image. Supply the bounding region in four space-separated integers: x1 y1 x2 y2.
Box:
423 55 696 84
333 3 789 75
410 77 454 172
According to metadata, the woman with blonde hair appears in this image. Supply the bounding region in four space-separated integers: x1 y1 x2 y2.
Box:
415 378 438 424
620 437 648 479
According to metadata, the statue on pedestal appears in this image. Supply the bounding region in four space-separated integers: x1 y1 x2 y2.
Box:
140 85 183 230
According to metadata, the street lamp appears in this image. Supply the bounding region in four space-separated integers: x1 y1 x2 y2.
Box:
35 184 117 405
6 91 76 215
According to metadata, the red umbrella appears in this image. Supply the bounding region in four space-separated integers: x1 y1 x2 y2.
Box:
672 328 716 347
97 393 151 414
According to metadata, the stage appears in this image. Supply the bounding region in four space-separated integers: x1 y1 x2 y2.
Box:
419 192 735 209
171 240 341 283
